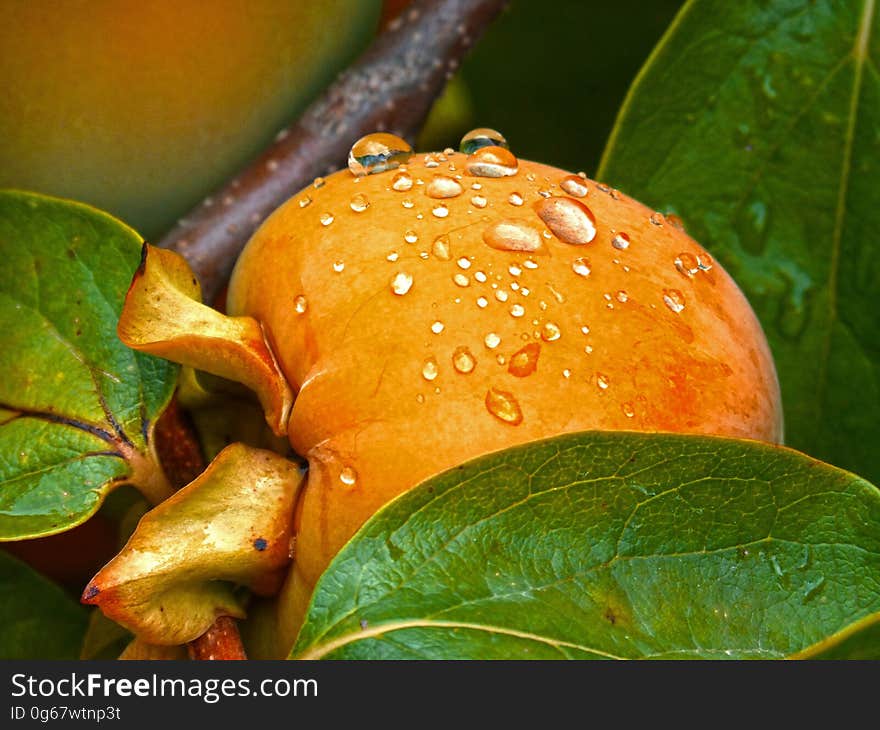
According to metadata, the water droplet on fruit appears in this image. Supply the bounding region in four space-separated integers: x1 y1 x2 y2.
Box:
350 193 370 212
697 253 714 271
596 373 610 390
432 204 449 218
560 175 589 197
485 387 523 425
431 321 445 334
616 290 628 303
457 257 472 270
663 288 685 313
465 146 519 177
523 259 538 270
665 213 685 231
432 235 451 260
339 466 358 486
422 357 439 381
611 233 630 250
427 175 463 199
471 195 488 208
453 273 470 287
313 177 325 189
348 132 413 176
650 212 665 226
541 322 561 341
386 251 399 262
391 272 414 295
508 342 540 377
475 270 488 283
401 198 414 209
510 303 525 318
483 220 543 252
572 257 591 277
495 289 509 302
404 230 418 243
392 171 414 191
484 332 501 349
508 192 524 207
509 264 522 277
622 402 635 418
453 346 476 374
320 212 334 227
477 296 489 308
534 197 597 244
294 295 308 314
674 252 700 277
332 261 345 273
298 195 312 208
459 127 509 155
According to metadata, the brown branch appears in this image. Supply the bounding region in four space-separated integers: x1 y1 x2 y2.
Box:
161 0 509 303
153 397 248 660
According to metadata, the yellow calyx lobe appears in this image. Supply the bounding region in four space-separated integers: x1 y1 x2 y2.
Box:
117 244 293 436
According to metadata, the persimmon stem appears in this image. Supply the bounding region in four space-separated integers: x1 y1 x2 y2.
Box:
160 0 509 303
187 617 248 661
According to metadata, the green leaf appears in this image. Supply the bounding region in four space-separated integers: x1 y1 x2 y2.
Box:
0 551 88 659
596 0 880 483
0 190 178 539
293 432 880 660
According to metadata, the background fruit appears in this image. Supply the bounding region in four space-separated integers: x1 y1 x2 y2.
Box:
227 145 783 644
0 0 381 239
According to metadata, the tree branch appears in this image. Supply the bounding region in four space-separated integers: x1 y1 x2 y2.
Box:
161 0 509 303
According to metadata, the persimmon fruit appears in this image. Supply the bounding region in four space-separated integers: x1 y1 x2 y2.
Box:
221 134 783 646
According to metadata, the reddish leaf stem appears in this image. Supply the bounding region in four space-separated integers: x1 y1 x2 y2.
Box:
160 0 509 303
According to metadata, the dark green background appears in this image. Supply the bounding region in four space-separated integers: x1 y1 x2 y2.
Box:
425 0 686 174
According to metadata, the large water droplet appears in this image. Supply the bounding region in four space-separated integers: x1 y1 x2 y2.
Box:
572 257 591 277
422 356 439 381
391 272 414 295
348 132 413 176
391 171 414 192
541 322 561 341
350 193 370 212
663 288 685 313
426 175 463 199
611 232 630 250
483 220 543 253
294 295 308 314
459 127 509 155
465 146 519 178
484 332 501 349
339 466 358 486
674 252 700 277
453 346 476 374
559 174 589 197
432 235 451 260
534 197 597 244
485 387 523 425
508 342 540 377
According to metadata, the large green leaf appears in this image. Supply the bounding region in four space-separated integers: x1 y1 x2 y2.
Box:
0 551 88 659
293 432 880 660
0 190 178 539
596 0 880 483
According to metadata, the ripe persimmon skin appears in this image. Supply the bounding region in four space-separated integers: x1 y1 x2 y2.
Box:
227 152 783 645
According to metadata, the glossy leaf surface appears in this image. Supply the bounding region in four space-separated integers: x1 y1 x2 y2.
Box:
294 432 880 660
